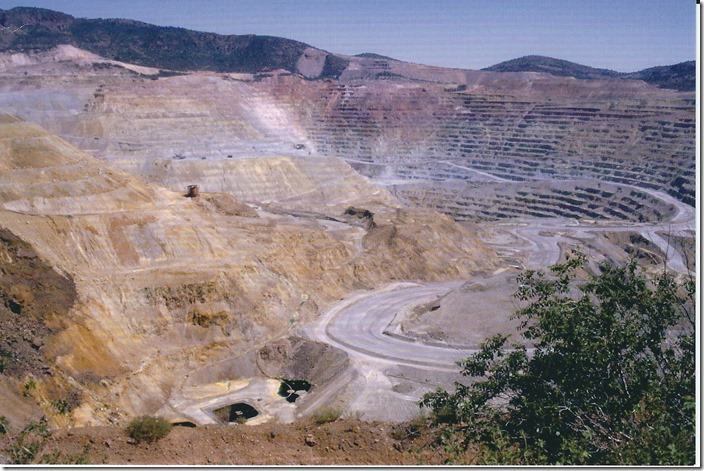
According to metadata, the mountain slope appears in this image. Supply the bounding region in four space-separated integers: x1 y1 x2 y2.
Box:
622 60 696 92
484 55 695 91
0 7 349 77
482 55 620 80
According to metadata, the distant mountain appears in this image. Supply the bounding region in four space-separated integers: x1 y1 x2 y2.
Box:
354 53 397 61
483 55 695 91
0 6 349 78
482 55 620 80
0 8 694 90
622 61 696 92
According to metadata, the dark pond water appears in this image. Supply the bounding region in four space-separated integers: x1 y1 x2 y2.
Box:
277 379 312 403
212 402 259 423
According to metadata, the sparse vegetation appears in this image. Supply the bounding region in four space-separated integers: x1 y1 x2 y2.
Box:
125 416 172 444
390 411 429 441
0 347 10 374
0 415 10 434
0 228 77 379
0 6 695 467
312 407 342 424
5 417 51 464
482 55 695 91
319 54 349 79
37 444 91 465
22 379 36 397
421 252 695 465
4 8 312 75
51 389 81 415
150 70 187 79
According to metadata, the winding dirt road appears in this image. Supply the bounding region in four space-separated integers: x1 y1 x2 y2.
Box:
304 281 470 371
301 281 479 421
507 185 695 273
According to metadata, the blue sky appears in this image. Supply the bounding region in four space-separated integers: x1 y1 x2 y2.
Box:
0 0 696 71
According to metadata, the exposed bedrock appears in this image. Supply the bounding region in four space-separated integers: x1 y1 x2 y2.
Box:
291 80 694 212
0 114 496 426
113 155 397 215
394 179 678 223
257 336 348 387
0 49 694 222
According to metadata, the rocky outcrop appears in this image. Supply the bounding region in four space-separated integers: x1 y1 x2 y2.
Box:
257 336 349 387
0 227 78 430
357 209 496 281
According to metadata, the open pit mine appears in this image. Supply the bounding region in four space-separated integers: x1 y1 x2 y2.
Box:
0 11 695 433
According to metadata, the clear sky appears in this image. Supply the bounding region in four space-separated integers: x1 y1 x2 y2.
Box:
0 0 696 72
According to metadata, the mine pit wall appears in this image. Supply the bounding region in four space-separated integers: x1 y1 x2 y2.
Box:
254 336 351 415
7 217 491 427
111 154 399 215
0 115 497 427
142 76 683 218
393 179 679 223
0 67 694 223
0 214 350 425
0 226 80 431
271 78 695 218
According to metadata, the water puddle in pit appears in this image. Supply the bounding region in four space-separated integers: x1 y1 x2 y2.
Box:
277 379 311 403
212 402 259 423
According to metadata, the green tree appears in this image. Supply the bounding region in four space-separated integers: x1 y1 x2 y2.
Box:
420 251 695 465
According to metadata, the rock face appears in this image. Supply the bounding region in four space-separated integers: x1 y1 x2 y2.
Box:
0 111 497 427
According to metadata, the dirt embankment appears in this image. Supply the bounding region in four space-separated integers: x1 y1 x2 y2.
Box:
7 419 469 466
0 227 82 429
0 228 76 376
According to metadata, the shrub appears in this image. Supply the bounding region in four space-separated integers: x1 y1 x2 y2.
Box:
5 417 51 464
0 348 11 374
51 389 82 415
390 411 429 441
312 407 341 424
125 416 172 444
0 416 9 434
420 252 695 465
22 379 36 397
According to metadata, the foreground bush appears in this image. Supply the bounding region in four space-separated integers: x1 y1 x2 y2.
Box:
3 417 86 464
312 407 342 424
421 252 695 465
5 418 50 464
125 416 172 444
